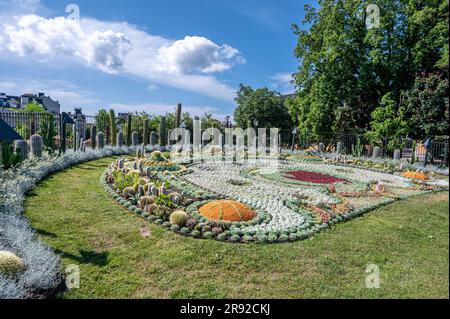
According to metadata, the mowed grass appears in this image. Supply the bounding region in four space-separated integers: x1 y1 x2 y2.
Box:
24 157 449 299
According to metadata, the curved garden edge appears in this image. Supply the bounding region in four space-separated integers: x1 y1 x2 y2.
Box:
24 158 449 298
101 165 447 244
0 146 156 299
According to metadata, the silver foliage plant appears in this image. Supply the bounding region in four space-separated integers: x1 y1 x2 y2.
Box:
0 145 153 298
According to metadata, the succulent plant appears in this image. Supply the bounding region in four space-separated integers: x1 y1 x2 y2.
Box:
30 134 43 157
109 109 117 146
14 139 28 161
0 251 25 278
117 131 124 147
393 149 401 160
373 146 381 158
97 131 105 149
143 119 149 145
90 125 97 149
169 209 189 226
150 131 157 146
126 115 132 146
186 218 198 229
159 116 167 146
132 131 139 147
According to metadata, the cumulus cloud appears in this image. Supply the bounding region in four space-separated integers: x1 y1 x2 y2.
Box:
0 9 245 101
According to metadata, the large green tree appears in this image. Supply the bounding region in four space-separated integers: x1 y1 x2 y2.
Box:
288 0 448 139
234 84 293 129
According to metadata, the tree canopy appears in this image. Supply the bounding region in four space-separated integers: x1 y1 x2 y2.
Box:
287 0 448 140
234 84 293 129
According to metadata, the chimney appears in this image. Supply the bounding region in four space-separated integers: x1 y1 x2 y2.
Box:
38 92 45 97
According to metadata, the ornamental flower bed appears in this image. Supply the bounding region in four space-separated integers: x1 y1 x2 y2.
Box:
104 154 449 244
286 170 347 184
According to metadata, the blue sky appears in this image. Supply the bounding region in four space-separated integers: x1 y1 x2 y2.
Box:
0 0 313 118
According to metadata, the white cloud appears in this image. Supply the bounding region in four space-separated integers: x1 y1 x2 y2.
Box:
270 72 295 94
0 10 245 101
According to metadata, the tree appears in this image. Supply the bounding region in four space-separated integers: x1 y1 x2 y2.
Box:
400 72 449 139
201 113 223 131
365 92 409 152
289 0 448 140
95 109 110 132
21 102 46 113
234 84 293 129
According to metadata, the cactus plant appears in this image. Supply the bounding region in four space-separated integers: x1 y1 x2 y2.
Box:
132 131 139 146
411 140 416 164
169 210 188 227
117 131 124 147
105 125 110 145
14 140 28 161
150 131 157 146
351 138 364 157
90 125 97 149
336 141 342 154
143 119 149 145
0 251 25 278
75 132 80 151
393 149 401 160
30 134 43 157
109 109 117 146
373 146 381 158
97 131 105 149
175 103 182 128
1 142 21 169
159 116 167 146
126 114 132 146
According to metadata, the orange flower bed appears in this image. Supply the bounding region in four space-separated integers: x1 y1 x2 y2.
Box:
401 171 428 180
199 200 256 222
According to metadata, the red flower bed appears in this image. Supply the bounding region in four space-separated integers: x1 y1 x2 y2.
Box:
286 170 347 184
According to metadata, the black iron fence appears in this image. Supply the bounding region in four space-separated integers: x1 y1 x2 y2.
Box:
0 110 448 166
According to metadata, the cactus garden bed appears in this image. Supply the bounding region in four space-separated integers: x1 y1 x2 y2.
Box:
23 157 449 298
104 153 449 243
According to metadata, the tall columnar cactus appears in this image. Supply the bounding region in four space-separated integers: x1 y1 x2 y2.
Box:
150 131 157 146
352 138 363 157
90 125 97 149
30 134 43 157
393 149 401 161
109 109 117 146
97 131 105 149
175 103 182 128
73 125 77 151
14 140 28 161
126 115 132 146
132 131 139 147
411 140 416 164
159 116 167 146
373 146 381 158
143 119 149 145
75 132 80 151
117 131 124 147
336 141 342 154
105 125 110 145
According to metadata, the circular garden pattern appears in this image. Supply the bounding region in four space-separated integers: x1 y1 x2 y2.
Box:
103 152 449 243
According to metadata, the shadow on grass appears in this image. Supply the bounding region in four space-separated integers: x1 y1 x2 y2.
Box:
54 248 110 267
35 228 58 238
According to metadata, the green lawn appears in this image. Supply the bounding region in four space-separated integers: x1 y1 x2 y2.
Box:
24 157 449 298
